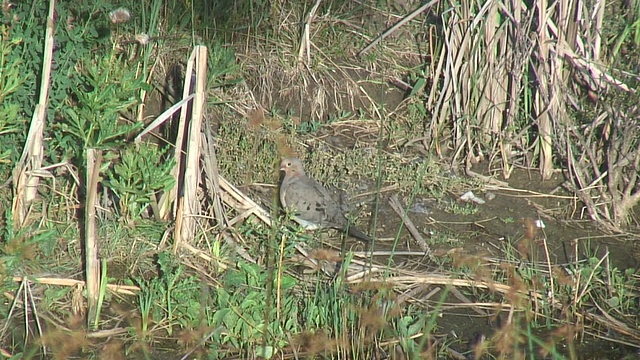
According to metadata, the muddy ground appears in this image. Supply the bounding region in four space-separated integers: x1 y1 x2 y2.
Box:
141 53 640 357
237 73 640 357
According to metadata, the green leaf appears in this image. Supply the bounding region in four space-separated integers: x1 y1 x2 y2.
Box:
254 345 275 359
606 296 620 308
407 317 425 337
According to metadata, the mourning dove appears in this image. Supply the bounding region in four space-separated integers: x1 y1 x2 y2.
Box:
279 157 373 242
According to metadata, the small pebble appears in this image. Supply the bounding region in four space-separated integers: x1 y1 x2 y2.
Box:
409 201 431 215
460 191 485 204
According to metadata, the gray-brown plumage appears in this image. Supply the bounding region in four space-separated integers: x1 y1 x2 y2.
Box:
279 157 372 242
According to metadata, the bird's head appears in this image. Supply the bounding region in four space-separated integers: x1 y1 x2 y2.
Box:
280 157 305 177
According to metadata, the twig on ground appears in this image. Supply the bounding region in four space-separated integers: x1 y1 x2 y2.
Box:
388 194 431 255
357 0 438 57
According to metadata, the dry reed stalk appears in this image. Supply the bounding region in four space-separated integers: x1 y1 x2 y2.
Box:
11 0 56 227
84 149 102 327
298 0 323 63
431 6 457 152
434 0 499 166
135 92 195 220
586 302 640 342
477 0 505 141
2 278 45 352
202 119 227 226
428 0 625 185
135 94 195 142
174 46 208 250
536 0 566 180
217 176 273 226
170 50 197 220
502 1 534 178
11 276 139 296
355 273 562 309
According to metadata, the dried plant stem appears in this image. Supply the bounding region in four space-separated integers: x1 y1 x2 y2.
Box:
388 195 430 255
202 120 227 225
541 235 555 309
298 0 323 63
85 149 102 328
174 46 208 250
170 50 197 219
359 274 561 309
534 0 555 180
357 0 437 57
12 0 56 227
11 276 139 296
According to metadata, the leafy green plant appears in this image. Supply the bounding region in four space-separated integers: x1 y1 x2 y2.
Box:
0 210 57 276
208 42 240 88
156 253 202 333
134 253 201 337
58 55 148 159
5 1 116 121
442 199 479 215
610 15 640 59
0 29 29 176
135 273 159 335
104 144 175 219
394 312 427 358
292 111 354 134
500 216 515 224
292 119 323 134
210 260 299 359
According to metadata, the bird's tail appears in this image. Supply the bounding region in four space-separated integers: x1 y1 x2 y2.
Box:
346 225 373 242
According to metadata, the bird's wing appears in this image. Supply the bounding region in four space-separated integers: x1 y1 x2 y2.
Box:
284 176 342 228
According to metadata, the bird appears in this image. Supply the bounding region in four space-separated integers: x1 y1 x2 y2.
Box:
279 157 373 242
